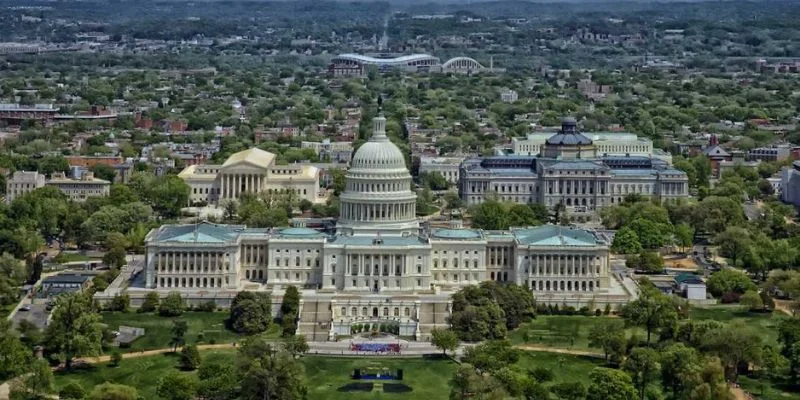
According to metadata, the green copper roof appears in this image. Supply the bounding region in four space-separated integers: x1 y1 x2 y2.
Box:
512 225 598 247
154 222 243 244
430 228 483 240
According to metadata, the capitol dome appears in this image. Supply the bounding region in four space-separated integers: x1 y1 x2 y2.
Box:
337 115 418 236
350 116 407 171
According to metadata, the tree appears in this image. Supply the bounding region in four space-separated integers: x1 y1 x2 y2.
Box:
283 334 309 358
623 347 661 400
463 340 520 375
58 382 86 400
280 285 300 336
106 293 130 313
450 363 506 400
628 218 673 249
238 338 307 400
507 204 542 227
159 291 186 317
625 251 664 273
431 328 460 356
0 320 32 380
0 253 26 306
588 321 627 365
197 358 238 400
586 367 637 400
91 163 118 182
157 372 197 400
703 323 763 381
170 319 188 352
470 200 508 230
740 290 764 310
550 381 587 400
130 173 190 218
44 292 102 370
674 223 694 253
706 269 757 298
714 227 752 267
658 343 700 399
9 359 53 400
139 291 159 312
611 227 642 255
620 288 679 344
87 383 139 400
180 344 201 370
229 291 271 334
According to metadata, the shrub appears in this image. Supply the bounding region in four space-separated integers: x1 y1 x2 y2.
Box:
59 382 86 399
110 351 123 367
179 344 201 371
106 294 130 312
529 367 555 383
195 300 217 312
720 292 742 304
158 292 186 317
139 292 159 313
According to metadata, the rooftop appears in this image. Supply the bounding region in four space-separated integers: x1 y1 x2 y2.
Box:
43 274 93 284
430 228 483 240
151 222 244 244
511 225 600 247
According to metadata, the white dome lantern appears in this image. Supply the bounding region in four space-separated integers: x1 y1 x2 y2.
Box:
337 115 418 236
350 116 407 171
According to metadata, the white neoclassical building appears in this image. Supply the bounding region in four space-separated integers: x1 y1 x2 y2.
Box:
137 116 627 341
177 148 325 206
461 118 688 216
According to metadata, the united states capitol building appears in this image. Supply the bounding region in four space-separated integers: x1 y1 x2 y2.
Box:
135 116 632 341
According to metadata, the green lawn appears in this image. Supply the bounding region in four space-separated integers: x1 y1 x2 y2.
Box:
689 306 789 346
738 375 800 400
54 351 234 399
54 349 602 399
100 311 279 352
508 315 642 350
509 306 790 351
54 253 97 263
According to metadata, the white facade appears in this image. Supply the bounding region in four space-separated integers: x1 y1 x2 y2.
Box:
178 148 324 206
5 170 45 203
419 156 463 184
501 89 519 103
141 116 621 341
46 172 110 202
5 170 110 203
512 131 672 164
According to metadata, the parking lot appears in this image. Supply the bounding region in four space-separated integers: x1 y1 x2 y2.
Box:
11 302 50 330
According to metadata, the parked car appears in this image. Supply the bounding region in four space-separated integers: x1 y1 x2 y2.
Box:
19 305 31 311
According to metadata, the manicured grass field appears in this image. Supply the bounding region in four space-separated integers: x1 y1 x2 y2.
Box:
508 315 642 350
738 375 800 400
54 351 235 399
54 350 602 399
100 311 279 352
509 306 790 351
689 306 787 346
